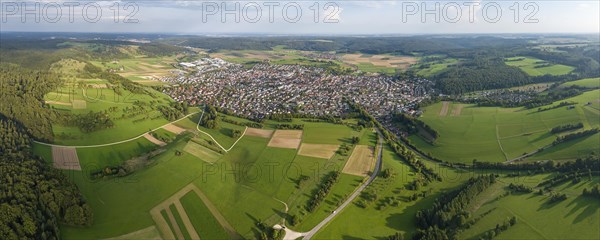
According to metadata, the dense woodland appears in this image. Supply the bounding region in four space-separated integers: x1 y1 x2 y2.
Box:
0 66 93 239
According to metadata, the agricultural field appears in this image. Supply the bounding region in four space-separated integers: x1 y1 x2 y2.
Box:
340 53 418 74
560 77 600 89
410 90 600 163
47 115 377 239
505 56 575 76
412 57 458 77
43 61 186 145
90 55 178 85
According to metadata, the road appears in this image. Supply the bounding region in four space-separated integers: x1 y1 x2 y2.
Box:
301 130 384 240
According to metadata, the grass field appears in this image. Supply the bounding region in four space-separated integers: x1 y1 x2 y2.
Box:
413 58 458 77
560 77 600 89
180 191 230 239
459 176 600 239
505 56 575 76
46 82 177 145
410 90 600 163
340 53 417 73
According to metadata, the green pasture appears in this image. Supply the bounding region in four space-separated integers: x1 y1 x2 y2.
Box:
410 90 600 163
180 191 230 240
561 77 600 89
505 56 575 76
460 176 600 240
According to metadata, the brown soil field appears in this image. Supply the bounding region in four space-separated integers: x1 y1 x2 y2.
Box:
297 143 339 159
451 104 464 116
244 128 274 138
51 147 81 170
267 130 303 149
341 145 375 177
439 101 450 116
143 133 167 146
71 100 87 109
163 124 187 134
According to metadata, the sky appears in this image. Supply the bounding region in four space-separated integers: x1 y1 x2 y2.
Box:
1 0 599 34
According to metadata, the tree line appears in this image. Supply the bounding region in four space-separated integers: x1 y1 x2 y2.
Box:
551 122 583 134
413 175 497 240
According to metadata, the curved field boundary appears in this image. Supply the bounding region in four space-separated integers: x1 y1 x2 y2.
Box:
33 111 200 148
195 106 247 153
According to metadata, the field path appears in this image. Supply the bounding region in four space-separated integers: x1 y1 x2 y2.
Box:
33 111 199 148
174 200 201 240
195 105 247 153
495 125 509 161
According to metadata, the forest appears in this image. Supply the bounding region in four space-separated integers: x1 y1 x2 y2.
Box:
0 65 93 239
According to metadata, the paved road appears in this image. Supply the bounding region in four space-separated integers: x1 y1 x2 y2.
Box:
302 130 384 240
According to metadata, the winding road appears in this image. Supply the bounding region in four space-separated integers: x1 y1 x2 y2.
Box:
285 130 384 240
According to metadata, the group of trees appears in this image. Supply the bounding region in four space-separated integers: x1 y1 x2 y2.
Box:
582 185 600 199
157 102 188 121
274 124 304 130
478 217 517 240
507 183 533 193
413 175 497 239
392 113 439 140
65 111 114 133
200 105 219 129
221 117 263 128
551 122 584 134
306 171 340 212
1 65 94 239
553 128 599 145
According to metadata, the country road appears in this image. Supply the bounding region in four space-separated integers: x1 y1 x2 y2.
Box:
301 130 384 240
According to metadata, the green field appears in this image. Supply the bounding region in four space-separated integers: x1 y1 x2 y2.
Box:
410 90 600 163
180 191 230 239
413 58 458 77
505 56 575 76
459 175 600 239
561 77 600 89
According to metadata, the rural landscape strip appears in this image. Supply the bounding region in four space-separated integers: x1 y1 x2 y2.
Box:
33 111 199 148
302 131 383 239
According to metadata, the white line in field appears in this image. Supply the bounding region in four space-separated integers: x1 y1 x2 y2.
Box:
195 105 247 153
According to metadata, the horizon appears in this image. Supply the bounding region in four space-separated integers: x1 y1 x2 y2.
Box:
1 1 599 34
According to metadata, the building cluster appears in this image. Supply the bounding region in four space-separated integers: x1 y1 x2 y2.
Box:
178 58 231 74
161 59 434 120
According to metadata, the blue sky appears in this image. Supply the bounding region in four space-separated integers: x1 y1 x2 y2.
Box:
1 1 598 34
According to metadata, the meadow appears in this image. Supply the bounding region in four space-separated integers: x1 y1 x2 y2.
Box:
90 55 178 85
505 56 575 76
410 90 600 163
459 175 600 239
560 77 600 89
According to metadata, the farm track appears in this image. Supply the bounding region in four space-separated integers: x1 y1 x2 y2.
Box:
195 106 248 152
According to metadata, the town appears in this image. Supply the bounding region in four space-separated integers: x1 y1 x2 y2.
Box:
161 58 435 121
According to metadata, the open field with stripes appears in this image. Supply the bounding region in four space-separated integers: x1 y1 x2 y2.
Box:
410 90 600 163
